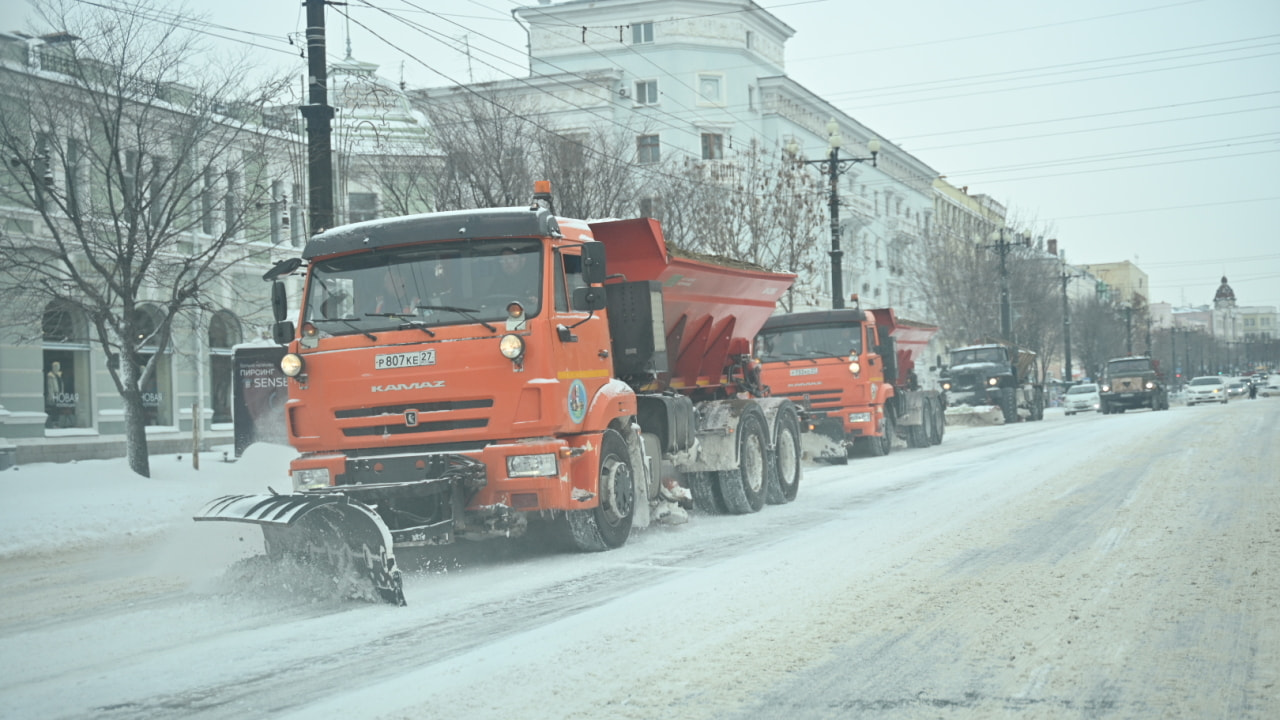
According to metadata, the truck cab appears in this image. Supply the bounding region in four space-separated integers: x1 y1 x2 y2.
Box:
941 342 1045 423
1099 355 1169 413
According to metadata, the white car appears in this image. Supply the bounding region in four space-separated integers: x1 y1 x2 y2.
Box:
1185 376 1229 405
1062 383 1101 415
1262 376 1280 398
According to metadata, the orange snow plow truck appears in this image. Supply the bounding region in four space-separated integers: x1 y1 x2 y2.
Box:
755 301 946 461
194 184 803 605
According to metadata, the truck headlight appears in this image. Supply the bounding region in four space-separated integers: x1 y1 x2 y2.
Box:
941 381 951 391
1145 381 1154 389
507 453 558 478
281 352 304 377
848 360 861 375
1101 383 1111 392
987 377 999 386
499 334 525 360
848 412 871 423
292 467 331 491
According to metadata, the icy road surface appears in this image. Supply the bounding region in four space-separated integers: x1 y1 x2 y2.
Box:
1 400 1277 719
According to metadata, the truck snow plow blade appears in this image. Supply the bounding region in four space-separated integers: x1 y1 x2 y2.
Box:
944 404 1005 426
194 493 405 606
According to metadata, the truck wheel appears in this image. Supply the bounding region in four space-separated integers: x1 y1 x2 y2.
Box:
865 408 894 457
688 470 727 514
716 405 768 514
1001 387 1018 423
563 429 635 551
766 404 801 504
929 398 945 445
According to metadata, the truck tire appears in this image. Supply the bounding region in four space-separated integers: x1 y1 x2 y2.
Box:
688 471 727 514
766 404 801 505
1001 387 1018 424
716 405 768 514
928 398 945 445
562 429 635 551
864 408 894 457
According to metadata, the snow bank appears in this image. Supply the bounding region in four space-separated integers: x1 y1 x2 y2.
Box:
0 443 295 559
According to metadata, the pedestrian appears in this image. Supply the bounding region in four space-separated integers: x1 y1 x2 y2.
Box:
1248 380 1257 400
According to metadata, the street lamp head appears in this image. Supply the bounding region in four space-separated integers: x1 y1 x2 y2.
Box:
825 118 839 137
829 131 843 150
988 229 1001 243
784 138 800 158
867 138 881 156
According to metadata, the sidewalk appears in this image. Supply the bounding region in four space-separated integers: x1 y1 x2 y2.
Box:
8 429 235 465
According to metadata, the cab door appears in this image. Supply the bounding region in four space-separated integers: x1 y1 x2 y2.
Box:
549 247 614 429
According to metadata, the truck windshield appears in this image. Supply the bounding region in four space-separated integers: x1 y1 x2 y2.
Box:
756 325 862 361
302 239 542 333
1107 359 1152 375
950 347 1006 365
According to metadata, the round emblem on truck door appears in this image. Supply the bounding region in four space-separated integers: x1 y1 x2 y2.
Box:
568 379 587 424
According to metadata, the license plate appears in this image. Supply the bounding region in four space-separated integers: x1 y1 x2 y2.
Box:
375 349 436 370
1120 392 1134 398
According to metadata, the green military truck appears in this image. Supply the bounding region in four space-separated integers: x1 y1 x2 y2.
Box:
1099 355 1170 413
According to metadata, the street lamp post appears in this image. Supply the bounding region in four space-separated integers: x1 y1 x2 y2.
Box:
984 228 1024 342
787 120 880 309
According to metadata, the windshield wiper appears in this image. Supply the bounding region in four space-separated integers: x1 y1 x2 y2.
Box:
312 317 377 340
362 312 437 337
417 305 497 333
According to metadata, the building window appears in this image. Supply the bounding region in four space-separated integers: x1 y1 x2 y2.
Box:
634 79 658 105
701 133 724 160
201 167 217 235
745 30 754 50
631 22 653 44
208 311 241 426
637 134 660 164
349 192 378 223
697 73 723 105
747 85 756 112
639 196 664 221
42 301 93 431
223 170 240 236
131 304 174 428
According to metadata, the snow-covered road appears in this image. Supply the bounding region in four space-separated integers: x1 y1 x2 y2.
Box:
1 400 1277 719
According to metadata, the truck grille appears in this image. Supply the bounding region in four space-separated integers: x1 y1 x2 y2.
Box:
336 399 493 438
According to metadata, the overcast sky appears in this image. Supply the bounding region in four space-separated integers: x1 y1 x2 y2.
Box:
8 0 1279 312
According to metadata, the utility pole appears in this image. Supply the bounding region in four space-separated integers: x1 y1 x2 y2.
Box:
984 229 1018 342
786 121 879 310
1060 260 1078 383
1125 305 1133 355
301 0 335 235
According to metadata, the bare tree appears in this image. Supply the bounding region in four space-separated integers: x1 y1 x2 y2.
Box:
0 0 295 476
659 140 827 310
419 90 540 211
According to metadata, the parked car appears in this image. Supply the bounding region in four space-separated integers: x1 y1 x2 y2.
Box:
1185 376 1229 405
1063 383 1101 415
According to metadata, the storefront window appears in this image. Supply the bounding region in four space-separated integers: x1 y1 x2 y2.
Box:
132 304 173 427
42 302 93 430
208 311 241 425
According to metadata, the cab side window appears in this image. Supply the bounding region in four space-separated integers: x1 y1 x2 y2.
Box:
555 250 588 312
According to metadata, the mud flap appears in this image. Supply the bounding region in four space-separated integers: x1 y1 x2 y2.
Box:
195 493 405 606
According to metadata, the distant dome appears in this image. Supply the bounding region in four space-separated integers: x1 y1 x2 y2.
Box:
1213 275 1236 306
329 51 429 153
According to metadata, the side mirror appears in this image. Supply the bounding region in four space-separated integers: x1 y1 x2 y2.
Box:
262 257 303 282
580 242 607 285
271 281 288 322
272 320 295 345
572 286 608 312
